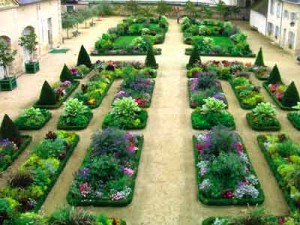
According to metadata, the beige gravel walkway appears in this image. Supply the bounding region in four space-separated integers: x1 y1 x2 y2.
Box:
0 17 299 224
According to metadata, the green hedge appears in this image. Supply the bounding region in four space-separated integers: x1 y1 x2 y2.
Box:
287 112 300 130
67 136 144 207
15 111 52 130
91 48 162 56
33 81 80 109
57 112 93 130
102 110 148 130
262 82 295 111
193 137 264 205
185 48 256 58
246 113 281 131
0 135 32 172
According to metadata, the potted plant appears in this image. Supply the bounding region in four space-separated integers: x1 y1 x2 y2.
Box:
0 40 17 91
18 31 39 73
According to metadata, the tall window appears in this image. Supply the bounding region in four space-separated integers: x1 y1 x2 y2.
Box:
288 31 295 49
276 2 281 18
270 0 274 14
267 22 274 35
284 10 289 19
275 26 279 39
291 12 297 21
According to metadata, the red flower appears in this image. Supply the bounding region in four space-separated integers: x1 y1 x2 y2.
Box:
277 217 285 225
269 84 279 93
135 98 145 106
276 92 283 100
233 143 243 152
196 144 205 153
222 191 234 198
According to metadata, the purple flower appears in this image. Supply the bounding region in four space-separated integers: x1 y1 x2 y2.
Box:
78 167 90 178
62 80 72 86
115 91 127 98
0 138 11 147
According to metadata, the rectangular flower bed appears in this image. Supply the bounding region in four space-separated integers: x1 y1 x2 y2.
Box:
246 112 280 131
113 78 155 108
57 112 93 130
230 76 264 109
257 134 300 211
193 126 264 205
249 65 271 81
15 108 52 130
70 65 91 79
67 128 143 206
287 112 300 130
188 76 228 108
0 135 32 172
33 81 80 109
0 131 79 212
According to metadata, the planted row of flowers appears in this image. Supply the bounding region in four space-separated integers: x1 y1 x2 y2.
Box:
68 128 143 206
0 130 79 212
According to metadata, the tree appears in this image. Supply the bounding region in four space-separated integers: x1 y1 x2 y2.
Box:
254 47 265 66
184 0 197 17
0 114 21 142
125 0 139 16
156 0 171 16
203 6 213 18
216 1 231 20
77 45 92 68
38 81 56 105
188 47 200 67
282 81 300 107
60 64 74 82
62 14 76 39
0 40 17 78
18 31 38 63
145 46 157 68
138 5 155 17
268 64 282 84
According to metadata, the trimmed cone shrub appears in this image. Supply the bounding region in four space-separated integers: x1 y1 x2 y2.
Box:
254 47 265 66
268 64 282 84
145 46 157 68
38 81 56 105
60 64 74 82
0 114 21 141
188 47 200 66
77 45 92 68
282 81 300 107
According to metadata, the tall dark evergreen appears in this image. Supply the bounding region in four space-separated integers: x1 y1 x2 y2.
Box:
0 114 21 141
145 46 158 68
254 47 265 67
188 47 200 67
77 45 92 68
268 64 282 84
38 81 56 105
60 64 74 82
282 81 300 107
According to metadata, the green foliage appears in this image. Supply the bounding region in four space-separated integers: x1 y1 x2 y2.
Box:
201 97 226 114
60 64 74 82
0 114 21 141
254 47 265 66
111 97 141 120
188 47 200 66
282 81 300 107
9 169 34 188
15 107 50 127
232 207 268 225
18 31 38 62
145 46 157 68
12 212 47 225
0 40 17 78
77 45 92 68
62 98 90 118
267 64 282 84
125 0 140 16
38 81 56 105
252 102 276 118
0 198 19 223
32 137 66 159
156 1 171 15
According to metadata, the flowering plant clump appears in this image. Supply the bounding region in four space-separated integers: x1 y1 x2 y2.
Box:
194 126 263 204
68 128 143 206
250 65 271 80
15 107 51 130
52 80 78 102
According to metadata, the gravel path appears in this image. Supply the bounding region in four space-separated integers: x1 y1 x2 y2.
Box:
1 17 299 224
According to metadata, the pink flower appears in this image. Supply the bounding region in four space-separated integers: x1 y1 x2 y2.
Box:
196 144 205 154
79 182 92 198
123 167 134 176
222 191 234 198
127 144 137 153
233 143 243 152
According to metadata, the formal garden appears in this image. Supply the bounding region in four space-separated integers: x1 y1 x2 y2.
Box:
1 9 300 224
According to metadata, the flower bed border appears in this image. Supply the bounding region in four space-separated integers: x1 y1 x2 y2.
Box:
15 111 52 130
246 113 281 131
89 79 113 109
191 111 235 130
287 113 300 130
185 48 256 58
257 135 298 211
67 135 144 207
0 135 32 172
262 82 295 111
193 136 264 206
254 72 269 81
230 81 262 110
33 81 80 109
91 48 162 56
102 110 148 130
57 112 93 130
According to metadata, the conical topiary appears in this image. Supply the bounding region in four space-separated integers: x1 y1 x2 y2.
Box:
38 81 56 105
77 45 92 68
188 47 200 67
282 81 300 107
268 64 282 84
145 46 158 68
254 47 265 66
60 64 74 82
0 114 21 141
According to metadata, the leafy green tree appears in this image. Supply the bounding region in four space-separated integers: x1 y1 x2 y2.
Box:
62 14 76 39
77 45 92 68
156 0 171 16
216 0 232 20
0 40 17 78
282 81 300 107
125 0 140 16
18 32 38 63
184 0 197 17
38 81 56 105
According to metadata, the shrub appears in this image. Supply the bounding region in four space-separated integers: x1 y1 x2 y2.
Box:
77 45 92 68
267 64 282 84
12 212 46 225
38 81 56 105
0 114 21 142
201 97 226 114
145 46 157 68
254 47 265 67
188 47 200 67
111 97 141 120
252 102 276 118
60 64 74 82
282 81 300 107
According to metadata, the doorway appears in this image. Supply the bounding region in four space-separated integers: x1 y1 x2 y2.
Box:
47 18 53 49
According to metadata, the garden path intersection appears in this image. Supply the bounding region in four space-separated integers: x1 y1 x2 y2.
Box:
0 17 300 224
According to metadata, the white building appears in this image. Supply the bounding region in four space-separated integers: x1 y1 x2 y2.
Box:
0 0 62 77
249 0 268 35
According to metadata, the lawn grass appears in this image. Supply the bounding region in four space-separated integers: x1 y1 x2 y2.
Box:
194 36 234 50
113 36 139 49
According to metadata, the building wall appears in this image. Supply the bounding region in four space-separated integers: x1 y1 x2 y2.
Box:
0 0 62 77
249 10 267 35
